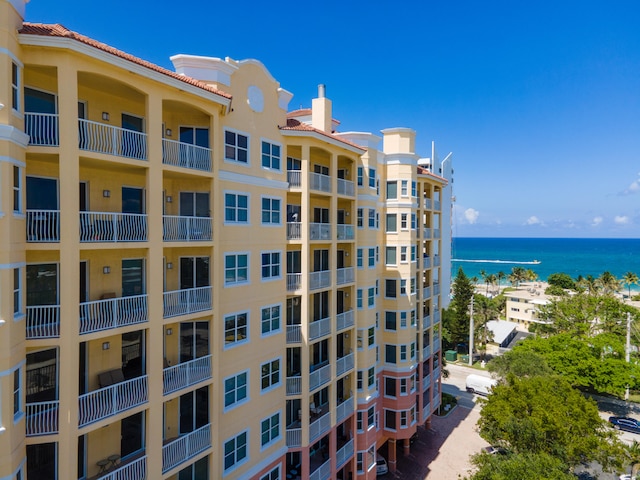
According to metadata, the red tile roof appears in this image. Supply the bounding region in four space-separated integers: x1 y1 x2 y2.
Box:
287 108 341 125
418 165 448 183
281 119 365 152
19 23 232 101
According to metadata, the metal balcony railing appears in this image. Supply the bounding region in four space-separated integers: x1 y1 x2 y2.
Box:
286 376 302 396
286 427 302 447
79 294 148 334
310 458 331 480
309 363 331 391
79 212 148 242
433 311 441 324
423 256 432 269
309 411 331 442
336 438 355 469
78 375 148 427
78 119 147 160
423 313 432 328
336 267 354 285
26 401 59 436
423 345 431 360
423 228 431 239
287 170 301 188
434 228 441 238
337 178 355 197
336 353 354 377
309 270 331 290
422 286 431 300
163 286 212 318
336 224 354 240
309 223 331 240
25 112 59 146
163 216 212 241
162 138 212 172
162 423 211 473
26 210 60 242
434 200 441 211
310 172 331 192
287 222 302 240
434 255 441 267
99 456 147 480
336 397 354 423
336 310 354 331
309 316 331 341
424 198 432 209
163 355 212 395
287 273 302 291
286 325 302 344
26 305 60 339
423 374 431 391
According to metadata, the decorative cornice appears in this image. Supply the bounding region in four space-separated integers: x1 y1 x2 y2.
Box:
0 125 29 147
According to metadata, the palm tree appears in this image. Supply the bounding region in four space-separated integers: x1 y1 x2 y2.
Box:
487 273 498 295
479 269 487 293
497 271 506 291
597 271 620 296
623 271 639 300
525 269 538 282
577 275 598 295
510 266 526 288
627 440 640 479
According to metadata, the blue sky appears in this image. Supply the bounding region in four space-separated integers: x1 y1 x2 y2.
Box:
24 0 640 238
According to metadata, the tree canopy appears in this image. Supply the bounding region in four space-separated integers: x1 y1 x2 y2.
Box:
487 349 552 379
468 451 575 480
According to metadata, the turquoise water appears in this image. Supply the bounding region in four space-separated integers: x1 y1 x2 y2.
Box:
452 238 640 289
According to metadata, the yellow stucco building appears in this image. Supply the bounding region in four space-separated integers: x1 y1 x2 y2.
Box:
0 1 453 478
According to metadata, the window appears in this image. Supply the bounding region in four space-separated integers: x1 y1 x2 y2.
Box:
411 342 416 359
412 181 417 197
357 289 363 309
401 180 408 197
261 305 280 335
400 378 408 395
225 130 248 163
411 278 416 295
357 452 364 473
224 312 248 346
385 311 396 331
400 279 407 295
357 371 363 390
411 245 416 262
401 213 408 230
357 249 363 268
385 345 396 364
386 247 397 265
400 311 407 328
357 166 363 186
386 181 397 200
368 168 376 188
224 431 248 471
386 214 397 232
368 248 375 267
225 253 248 285
261 251 281 280
385 410 396 430
261 141 281 170
367 406 375 428
411 213 417 229
11 62 19 110
400 246 408 263
367 367 375 387
13 268 22 317
368 287 375 308
368 209 375 228
13 166 21 212
357 208 363 228
400 410 408 427
261 412 280 447
13 368 22 419
225 193 248 223
368 327 375 347
385 378 396 397
261 359 280 391
261 197 281 225
357 411 364 431
224 372 248 408
385 279 396 298
260 466 280 480
400 345 407 361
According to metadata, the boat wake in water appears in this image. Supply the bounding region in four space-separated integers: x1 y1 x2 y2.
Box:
452 259 541 265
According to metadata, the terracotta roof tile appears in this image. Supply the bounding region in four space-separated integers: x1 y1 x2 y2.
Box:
19 23 232 101
280 119 365 152
287 108 340 125
418 165 447 183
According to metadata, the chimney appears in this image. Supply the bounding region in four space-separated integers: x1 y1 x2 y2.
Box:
312 84 332 133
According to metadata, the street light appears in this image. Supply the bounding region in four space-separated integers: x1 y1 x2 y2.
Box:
469 296 475 367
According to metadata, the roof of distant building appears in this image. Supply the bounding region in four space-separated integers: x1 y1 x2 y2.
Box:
280 118 365 152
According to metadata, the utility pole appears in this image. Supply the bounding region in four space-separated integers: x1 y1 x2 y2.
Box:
469 296 475 367
626 312 631 401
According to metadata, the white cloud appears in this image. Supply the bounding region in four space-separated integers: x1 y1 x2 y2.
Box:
464 208 480 224
620 173 640 195
615 215 629 225
591 216 603 226
525 216 542 226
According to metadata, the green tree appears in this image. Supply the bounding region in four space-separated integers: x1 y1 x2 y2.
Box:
547 272 576 290
623 271 639 300
577 274 598 295
467 452 575 480
488 349 553 379
597 271 621 296
476 375 626 471
473 294 499 360
507 267 526 287
443 267 475 346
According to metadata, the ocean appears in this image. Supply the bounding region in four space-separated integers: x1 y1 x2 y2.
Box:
451 238 640 291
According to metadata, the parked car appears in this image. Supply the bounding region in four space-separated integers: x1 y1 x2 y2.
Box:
483 445 508 455
466 374 498 396
609 416 640 434
376 454 388 475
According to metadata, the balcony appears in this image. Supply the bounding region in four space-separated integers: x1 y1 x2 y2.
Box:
433 283 441 296
336 310 354 331
336 224 354 240
336 267 354 285
337 178 355 197
286 375 302 396
287 222 302 240
434 228 441 238
434 200 441 211
287 273 302 291
310 458 331 480
422 402 431 421
286 427 301 447
163 355 212 395
309 317 331 341
163 286 212 318
424 198 432 209
423 314 431 328
287 170 302 188
26 401 59 436
423 374 431 390
78 119 147 160
433 366 441 379
163 216 212 241
336 438 354 469
310 223 331 240
78 375 148 427
162 139 212 172
162 424 211 473
422 286 431 300
79 294 148 335
309 363 331 392
423 228 431 239
336 353 354 377
434 255 441 267
26 210 60 242
422 345 431 361
25 112 59 146
286 324 302 344
336 397 354 423
309 410 331 442
26 305 60 339
79 212 148 242
423 256 431 269
310 172 331 193
433 311 441 325
309 270 331 290
98 455 147 480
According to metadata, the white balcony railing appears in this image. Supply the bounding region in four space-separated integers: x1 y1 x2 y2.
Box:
26 210 60 242
25 112 59 146
286 427 302 447
163 355 212 395
286 325 302 344
337 178 355 197
287 170 302 188
336 397 354 423
287 273 302 291
336 224 355 240
26 401 59 436
336 438 355 469
336 267 355 285
310 172 331 192
78 375 148 427
99 455 147 480
336 353 355 377
162 423 211 473
309 364 331 392
287 222 302 240
78 119 147 160
310 458 332 480
309 317 331 341
162 138 212 172
26 305 60 339
79 294 148 335
309 270 331 290
309 411 331 442
286 376 302 396
163 216 212 241
163 286 212 318
309 223 331 240
79 212 147 242
336 310 354 331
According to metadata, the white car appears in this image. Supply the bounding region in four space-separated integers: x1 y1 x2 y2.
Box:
376 454 388 475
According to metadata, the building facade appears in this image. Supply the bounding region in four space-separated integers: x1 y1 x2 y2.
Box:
0 1 453 479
